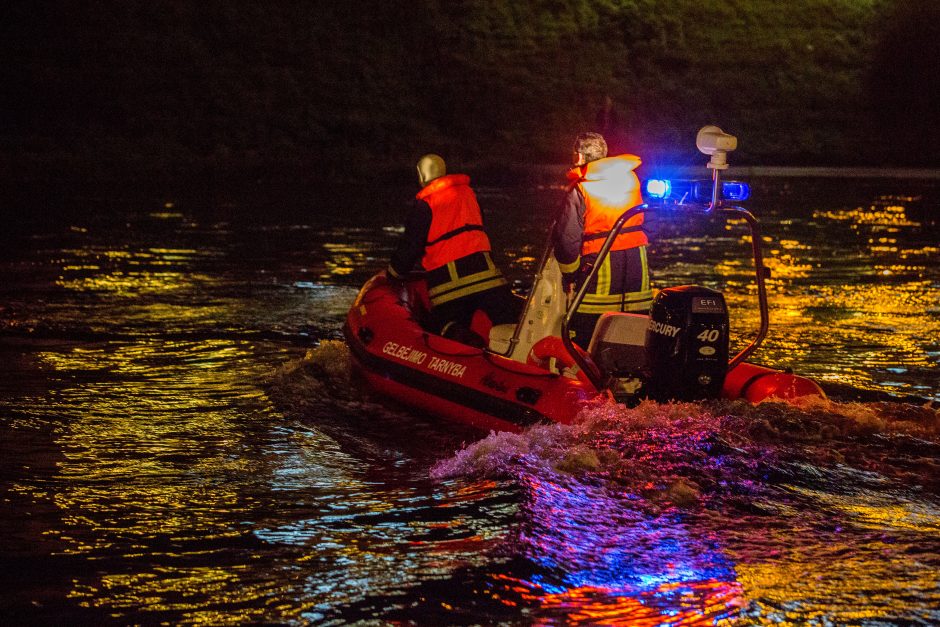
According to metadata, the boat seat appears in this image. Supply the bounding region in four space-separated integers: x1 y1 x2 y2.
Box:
488 323 516 354
588 312 649 374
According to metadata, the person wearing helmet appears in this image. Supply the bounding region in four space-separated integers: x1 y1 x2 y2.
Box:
387 154 519 346
552 132 653 349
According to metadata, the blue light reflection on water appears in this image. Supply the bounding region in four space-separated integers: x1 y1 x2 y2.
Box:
512 473 742 624
428 394 940 624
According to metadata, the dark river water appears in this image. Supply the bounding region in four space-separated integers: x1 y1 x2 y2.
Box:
1 178 938 624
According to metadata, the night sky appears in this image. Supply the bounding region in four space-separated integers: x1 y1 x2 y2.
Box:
2 0 938 186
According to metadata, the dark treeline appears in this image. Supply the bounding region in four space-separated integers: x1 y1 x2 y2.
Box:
1 0 938 186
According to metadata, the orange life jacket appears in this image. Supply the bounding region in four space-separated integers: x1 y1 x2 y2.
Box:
417 174 491 271
568 154 647 256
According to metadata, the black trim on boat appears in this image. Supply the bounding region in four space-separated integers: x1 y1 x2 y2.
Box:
343 323 549 428
737 371 776 400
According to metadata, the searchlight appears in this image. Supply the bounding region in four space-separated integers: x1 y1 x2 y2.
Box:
696 125 737 171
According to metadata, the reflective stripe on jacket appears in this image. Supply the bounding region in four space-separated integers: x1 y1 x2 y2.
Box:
569 154 647 256
417 174 491 271
425 250 508 307
575 246 653 314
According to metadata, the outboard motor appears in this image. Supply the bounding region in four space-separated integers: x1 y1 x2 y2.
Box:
645 285 729 401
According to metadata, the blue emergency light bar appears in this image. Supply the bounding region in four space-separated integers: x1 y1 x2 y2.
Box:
644 179 750 203
645 179 671 199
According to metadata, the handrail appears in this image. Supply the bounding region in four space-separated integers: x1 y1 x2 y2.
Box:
719 205 770 369
559 200 771 390
560 204 648 390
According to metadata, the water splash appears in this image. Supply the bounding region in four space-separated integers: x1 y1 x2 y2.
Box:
432 397 940 623
266 340 360 413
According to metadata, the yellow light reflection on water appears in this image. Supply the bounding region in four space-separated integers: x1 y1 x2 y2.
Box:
761 255 813 280
813 200 920 227
734 537 940 625
723 278 939 390
322 242 372 277
24 321 509 621
69 565 265 625
57 271 218 295
707 194 938 397
785 485 940 533
17 314 285 619
55 247 220 296
33 339 264 542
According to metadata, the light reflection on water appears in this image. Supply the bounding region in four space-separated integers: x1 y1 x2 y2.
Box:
502 474 744 626
430 398 940 624
645 193 939 400
0 181 938 623
17 338 273 621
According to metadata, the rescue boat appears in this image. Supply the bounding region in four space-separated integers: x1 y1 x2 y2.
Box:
344 126 826 432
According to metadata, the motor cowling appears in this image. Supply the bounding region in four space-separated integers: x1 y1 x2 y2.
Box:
645 285 729 401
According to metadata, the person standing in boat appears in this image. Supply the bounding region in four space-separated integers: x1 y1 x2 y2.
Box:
552 132 653 349
386 154 518 346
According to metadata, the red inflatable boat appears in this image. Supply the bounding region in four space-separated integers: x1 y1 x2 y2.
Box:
344 270 824 433
344 129 825 431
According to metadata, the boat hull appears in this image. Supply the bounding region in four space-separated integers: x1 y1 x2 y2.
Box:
723 361 826 404
344 273 596 432
344 272 826 431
